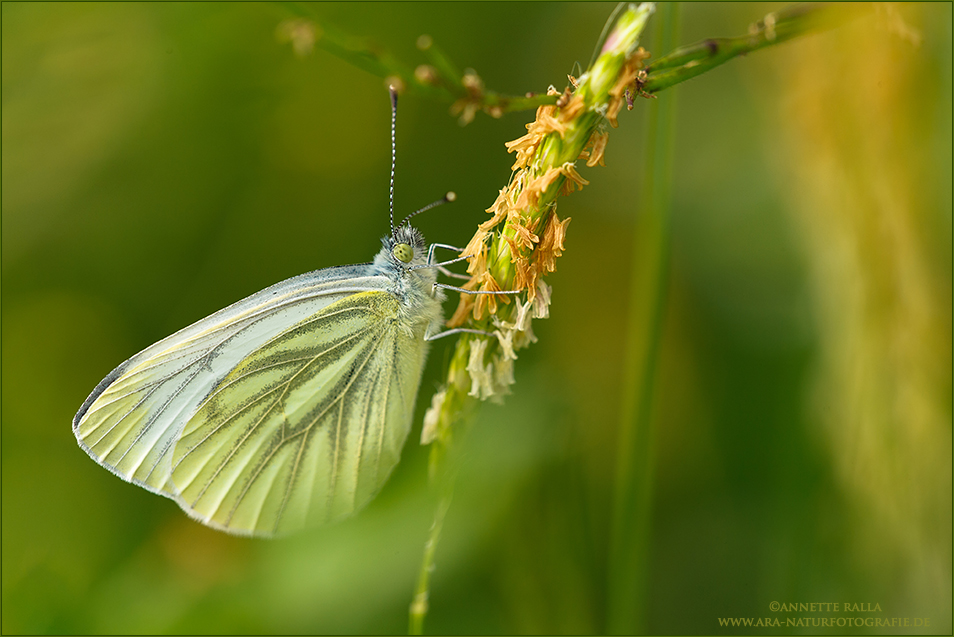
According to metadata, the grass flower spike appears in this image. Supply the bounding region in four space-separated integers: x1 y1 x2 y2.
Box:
424 3 655 447
410 4 656 632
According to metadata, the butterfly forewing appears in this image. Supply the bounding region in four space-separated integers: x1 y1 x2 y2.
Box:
170 291 425 536
73 266 391 497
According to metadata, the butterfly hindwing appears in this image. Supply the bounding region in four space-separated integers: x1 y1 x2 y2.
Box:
169 291 425 536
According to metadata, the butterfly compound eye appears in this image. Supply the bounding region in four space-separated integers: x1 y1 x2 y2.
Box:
393 243 414 263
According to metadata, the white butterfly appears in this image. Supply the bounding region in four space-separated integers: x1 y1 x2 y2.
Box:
73 89 507 537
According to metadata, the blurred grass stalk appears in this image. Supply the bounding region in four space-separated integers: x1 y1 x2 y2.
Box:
775 3 952 621
606 4 881 632
607 3 678 634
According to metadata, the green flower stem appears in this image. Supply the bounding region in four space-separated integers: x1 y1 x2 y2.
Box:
479 92 559 115
608 3 679 634
278 1 559 117
643 2 873 94
408 483 454 635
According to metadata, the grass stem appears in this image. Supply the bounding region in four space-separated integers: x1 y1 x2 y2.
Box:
408 483 454 635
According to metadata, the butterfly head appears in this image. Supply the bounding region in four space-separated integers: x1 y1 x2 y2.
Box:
382 223 427 268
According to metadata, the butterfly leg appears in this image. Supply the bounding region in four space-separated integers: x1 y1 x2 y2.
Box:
413 252 477 281
409 254 471 271
422 245 523 294
424 327 499 341
426 243 464 265
433 283 522 296
437 266 471 281
421 244 474 279
426 282 523 340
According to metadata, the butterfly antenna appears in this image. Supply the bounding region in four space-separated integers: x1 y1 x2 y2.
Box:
399 191 457 228
389 85 398 238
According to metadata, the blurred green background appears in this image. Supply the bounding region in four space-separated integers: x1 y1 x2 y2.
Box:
3 2 951 634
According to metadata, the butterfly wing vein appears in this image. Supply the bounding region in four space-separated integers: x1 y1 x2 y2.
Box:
171 292 416 535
